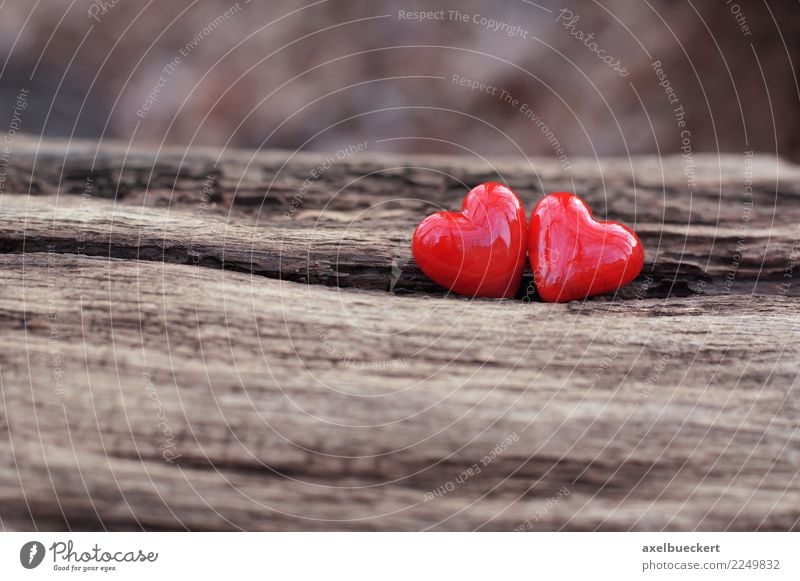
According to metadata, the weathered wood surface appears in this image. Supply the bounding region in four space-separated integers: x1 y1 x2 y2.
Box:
1 137 799 531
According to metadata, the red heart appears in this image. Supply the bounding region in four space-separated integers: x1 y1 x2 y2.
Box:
412 182 527 298
529 192 644 302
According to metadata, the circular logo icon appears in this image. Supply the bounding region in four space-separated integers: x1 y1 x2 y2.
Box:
20 541 46 569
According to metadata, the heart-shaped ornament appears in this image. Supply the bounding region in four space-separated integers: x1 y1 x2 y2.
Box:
530 192 644 302
412 182 527 298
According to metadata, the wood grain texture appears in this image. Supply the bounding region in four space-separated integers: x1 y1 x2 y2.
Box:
1 138 799 531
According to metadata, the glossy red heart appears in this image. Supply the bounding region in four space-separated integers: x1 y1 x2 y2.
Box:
412 182 527 298
529 192 644 302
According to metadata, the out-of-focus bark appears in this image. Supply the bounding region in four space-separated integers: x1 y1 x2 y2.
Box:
0 0 797 159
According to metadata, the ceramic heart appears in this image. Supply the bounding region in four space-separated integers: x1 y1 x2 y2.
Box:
412 182 527 298
529 192 644 302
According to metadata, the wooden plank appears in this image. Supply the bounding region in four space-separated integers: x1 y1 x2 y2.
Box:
0 192 797 298
7 138 800 228
1 253 799 530
1 138 799 531
5 138 800 297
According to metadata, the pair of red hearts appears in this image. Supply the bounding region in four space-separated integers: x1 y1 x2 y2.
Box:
411 183 644 302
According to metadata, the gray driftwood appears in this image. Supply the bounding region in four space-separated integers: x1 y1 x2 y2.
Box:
0 137 799 531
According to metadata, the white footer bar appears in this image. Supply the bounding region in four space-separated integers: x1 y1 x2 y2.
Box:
1 532 798 580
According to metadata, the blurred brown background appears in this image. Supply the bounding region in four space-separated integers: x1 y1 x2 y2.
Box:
1 0 798 160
